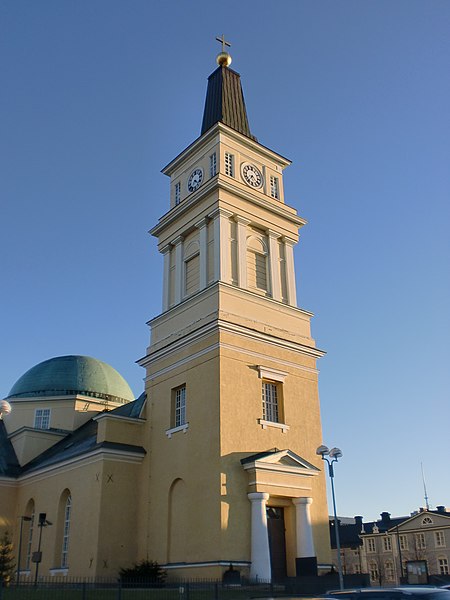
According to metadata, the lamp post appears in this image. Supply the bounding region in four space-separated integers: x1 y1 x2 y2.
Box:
316 444 344 590
33 513 52 586
16 516 32 586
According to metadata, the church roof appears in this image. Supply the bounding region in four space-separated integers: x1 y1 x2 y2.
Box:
201 65 257 141
7 355 134 405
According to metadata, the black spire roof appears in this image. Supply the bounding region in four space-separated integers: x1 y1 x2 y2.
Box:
201 65 257 141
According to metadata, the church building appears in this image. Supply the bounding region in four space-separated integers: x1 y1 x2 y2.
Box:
0 44 331 581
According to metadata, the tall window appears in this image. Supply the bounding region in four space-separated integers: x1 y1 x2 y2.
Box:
224 152 234 177
270 175 279 199
262 381 279 423
399 535 408 550
438 557 449 575
247 233 268 294
385 560 395 580
369 561 379 583
34 408 50 429
175 182 181 205
383 536 392 551
366 538 376 553
210 152 217 177
25 504 35 570
174 386 186 428
61 495 72 568
435 531 445 547
416 532 426 549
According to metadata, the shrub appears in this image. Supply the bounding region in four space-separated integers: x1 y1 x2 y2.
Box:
119 560 166 587
0 531 15 586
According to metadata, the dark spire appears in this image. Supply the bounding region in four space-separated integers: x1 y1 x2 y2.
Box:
201 64 257 141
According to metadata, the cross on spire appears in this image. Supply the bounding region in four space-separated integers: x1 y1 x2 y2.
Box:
216 34 231 53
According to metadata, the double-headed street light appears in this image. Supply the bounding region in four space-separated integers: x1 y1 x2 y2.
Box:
317 444 344 590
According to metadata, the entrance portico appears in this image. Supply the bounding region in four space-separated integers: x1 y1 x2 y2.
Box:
242 449 321 580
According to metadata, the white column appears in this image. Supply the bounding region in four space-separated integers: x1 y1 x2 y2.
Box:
161 244 171 311
267 230 282 301
209 208 233 283
283 237 297 307
173 235 184 304
195 217 208 290
248 492 271 581
293 497 315 558
235 216 250 289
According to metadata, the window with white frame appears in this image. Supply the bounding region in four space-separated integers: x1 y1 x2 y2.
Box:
34 408 50 429
61 495 72 568
366 538 376 553
175 182 181 205
224 152 234 177
270 175 279 199
399 535 408 550
422 516 433 525
416 532 426 549
210 152 217 177
262 381 280 423
174 386 186 428
435 531 446 547
438 557 449 575
369 561 379 582
385 560 395 580
383 536 392 552
25 507 35 570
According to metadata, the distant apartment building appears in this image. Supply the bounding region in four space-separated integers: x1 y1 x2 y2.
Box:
330 507 450 585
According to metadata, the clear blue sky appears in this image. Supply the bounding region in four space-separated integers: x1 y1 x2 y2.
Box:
1 1 449 521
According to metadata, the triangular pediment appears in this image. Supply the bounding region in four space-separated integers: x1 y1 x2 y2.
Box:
241 448 319 476
388 510 450 533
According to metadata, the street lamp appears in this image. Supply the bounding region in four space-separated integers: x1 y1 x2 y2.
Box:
33 513 52 586
317 444 344 590
16 516 32 586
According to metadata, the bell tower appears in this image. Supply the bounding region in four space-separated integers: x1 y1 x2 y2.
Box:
138 43 330 580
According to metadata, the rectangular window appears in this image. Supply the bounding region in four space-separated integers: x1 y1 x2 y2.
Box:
416 533 426 549
383 536 392 551
34 408 50 430
210 152 217 177
174 386 186 428
262 381 279 423
366 538 376 553
439 558 449 575
399 535 408 550
435 531 445 547
185 253 200 296
224 152 234 177
175 182 181 205
270 175 279 199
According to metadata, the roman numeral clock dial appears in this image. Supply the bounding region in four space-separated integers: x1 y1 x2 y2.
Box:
241 162 263 188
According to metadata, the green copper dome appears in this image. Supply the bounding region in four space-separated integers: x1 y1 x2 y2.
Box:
7 355 134 405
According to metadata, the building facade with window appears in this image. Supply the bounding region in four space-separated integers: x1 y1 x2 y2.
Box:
329 508 450 585
0 48 330 581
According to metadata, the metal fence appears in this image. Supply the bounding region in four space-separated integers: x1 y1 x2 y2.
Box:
0 579 279 600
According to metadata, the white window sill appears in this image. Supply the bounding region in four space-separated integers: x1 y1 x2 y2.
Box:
49 568 68 576
258 419 289 433
166 423 189 438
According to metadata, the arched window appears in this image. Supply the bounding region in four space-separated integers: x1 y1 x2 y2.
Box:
184 241 200 297
422 516 433 525
369 561 379 583
61 494 72 568
247 233 269 294
24 499 35 571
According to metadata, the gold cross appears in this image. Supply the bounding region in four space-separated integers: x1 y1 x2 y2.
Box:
216 34 231 53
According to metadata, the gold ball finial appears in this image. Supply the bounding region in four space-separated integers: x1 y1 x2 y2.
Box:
216 52 232 67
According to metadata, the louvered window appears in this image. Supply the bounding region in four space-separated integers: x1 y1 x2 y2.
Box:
247 250 267 292
185 253 200 296
210 152 217 177
270 175 279 199
225 152 234 177
175 182 181 205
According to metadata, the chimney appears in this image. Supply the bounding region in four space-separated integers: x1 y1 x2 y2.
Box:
436 506 446 514
380 512 391 524
354 516 364 533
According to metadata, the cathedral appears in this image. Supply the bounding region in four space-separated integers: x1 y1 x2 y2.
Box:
0 45 331 581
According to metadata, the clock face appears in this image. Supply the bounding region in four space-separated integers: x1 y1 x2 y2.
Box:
187 168 203 193
242 163 263 188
